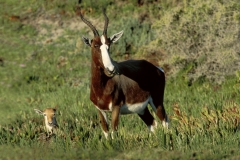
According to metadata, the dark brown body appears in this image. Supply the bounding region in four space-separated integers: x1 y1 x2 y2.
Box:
80 9 169 138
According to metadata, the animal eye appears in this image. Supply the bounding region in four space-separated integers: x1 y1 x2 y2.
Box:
94 44 99 48
43 114 46 116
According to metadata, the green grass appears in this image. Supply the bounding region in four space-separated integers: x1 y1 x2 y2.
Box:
0 0 240 159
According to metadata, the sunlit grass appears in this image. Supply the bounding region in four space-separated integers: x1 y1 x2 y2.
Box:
0 0 240 159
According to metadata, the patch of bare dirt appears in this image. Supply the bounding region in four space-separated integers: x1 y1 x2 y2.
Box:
20 8 103 44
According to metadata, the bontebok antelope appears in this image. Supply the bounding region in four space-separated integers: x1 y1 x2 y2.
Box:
34 108 58 137
80 8 169 138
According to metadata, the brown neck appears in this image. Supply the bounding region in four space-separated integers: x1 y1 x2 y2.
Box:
90 55 109 105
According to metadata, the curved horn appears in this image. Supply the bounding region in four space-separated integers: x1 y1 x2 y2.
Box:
79 10 99 37
102 8 109 36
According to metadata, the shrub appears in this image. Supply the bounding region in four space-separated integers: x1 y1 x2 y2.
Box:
153 0 240 83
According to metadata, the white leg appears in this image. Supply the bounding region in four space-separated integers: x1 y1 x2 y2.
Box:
103 131 109 139
96 106 110 139
148 120 158 132
162 115 170 129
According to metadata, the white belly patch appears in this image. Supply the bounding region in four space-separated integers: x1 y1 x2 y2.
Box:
120 98 150 115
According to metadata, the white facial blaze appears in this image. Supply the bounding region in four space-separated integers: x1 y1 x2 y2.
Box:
100 35 115 72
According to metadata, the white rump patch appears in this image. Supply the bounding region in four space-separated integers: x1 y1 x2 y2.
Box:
100 35 115 72
157 67 164 73
120 98 149 115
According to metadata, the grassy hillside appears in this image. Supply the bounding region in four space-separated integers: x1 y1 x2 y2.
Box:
0 0 240 159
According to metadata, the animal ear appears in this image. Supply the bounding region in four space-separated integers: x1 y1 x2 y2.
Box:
34 109 43 115
110 30 123 43
82 36 91 46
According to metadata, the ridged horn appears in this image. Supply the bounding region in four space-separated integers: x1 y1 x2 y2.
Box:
79 9 99 37
102 8 109 36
